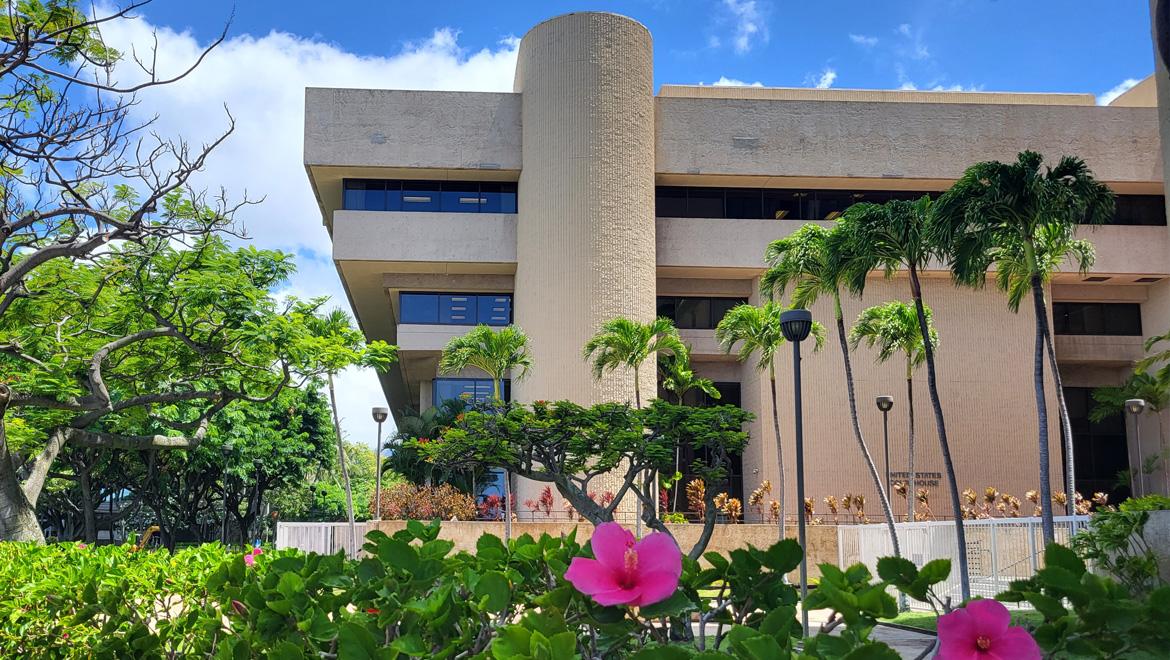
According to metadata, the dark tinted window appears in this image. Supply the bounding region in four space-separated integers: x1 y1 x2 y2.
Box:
433 378 510 405
343 180 517 213
688 188 725 218
656 186 688 217
1112 195 1167 226
726 189 763 219
400 294 439 324
657 296 748 329
1063 387 1131 502
400 293 512 326
763 190 802 219
1053 302 1142 336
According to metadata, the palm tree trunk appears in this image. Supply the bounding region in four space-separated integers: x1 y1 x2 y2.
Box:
769 367 786 541
1042 330 1076 516
634 365 644 537
491 376 511 542
907 373 916 523
326 372 358 558
908 264 970 600
835 312 903 564
1030 276 1056 544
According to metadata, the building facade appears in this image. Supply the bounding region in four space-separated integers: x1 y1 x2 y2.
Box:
306 11 1170 521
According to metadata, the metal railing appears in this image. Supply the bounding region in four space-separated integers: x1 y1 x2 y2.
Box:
838 516 1090 609
275 522 367 556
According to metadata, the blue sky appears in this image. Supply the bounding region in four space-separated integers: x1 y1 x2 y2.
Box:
95 1 1154 444
138 0 1152 99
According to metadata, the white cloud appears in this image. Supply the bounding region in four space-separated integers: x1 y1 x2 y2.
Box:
706 76 764 86
899 82 918 90
1097 78 1142 105
722 0 769 54
849 34 878 47
930 83 981 92
805 68 837 89
895 23 929 59
94 9 522 445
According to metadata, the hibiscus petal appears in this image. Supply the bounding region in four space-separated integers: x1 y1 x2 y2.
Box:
630 570 679 607
965 598 1011 636
590 522 636 572
633 533 682 580
987 626 1041 660
936 608 978 660
592 586 641 606
564 557 621 595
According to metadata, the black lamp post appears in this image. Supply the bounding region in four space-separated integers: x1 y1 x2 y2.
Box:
372 407 389 522
876 396 894 508
308 484 317 520
779 308 813 637
220 443 234 546
1126 399 1147 497
253 458 264 543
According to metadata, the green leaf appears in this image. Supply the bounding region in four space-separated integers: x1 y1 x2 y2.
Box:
638 592 694 619
474 571 512 612
629 646 695 659
378 539 419 575
842 642 902 660
1024 593 1066 620
876 556 917 584
493 625 533 659
549 632 577 658
338 622 380 660
1045 543 1086 577
762 540 804 574
390 634 429 657
918 559 951 586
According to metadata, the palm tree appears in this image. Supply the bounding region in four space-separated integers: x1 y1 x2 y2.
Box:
658 345 721 511
715 301 825 541
935 151 1115 544
977 224 1096 517
850 301 939 522
440 324 534 541
440 324 534 401
389 398 475 488
834 197 971 599
658 344 720 405
583 317 685 408
1091 371 1170 497
762 223 908 575
583 316 684 534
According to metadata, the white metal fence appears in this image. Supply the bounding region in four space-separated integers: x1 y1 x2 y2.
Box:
275 522 367 556
838 516 1090 609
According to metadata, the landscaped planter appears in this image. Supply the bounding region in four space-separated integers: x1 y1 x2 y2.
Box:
365 520 840 579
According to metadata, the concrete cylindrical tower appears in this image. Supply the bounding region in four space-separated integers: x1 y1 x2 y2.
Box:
512 12 657 409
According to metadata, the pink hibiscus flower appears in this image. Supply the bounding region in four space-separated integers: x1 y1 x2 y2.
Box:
937 599 1041 660
243 546 263 567
564 522 681 607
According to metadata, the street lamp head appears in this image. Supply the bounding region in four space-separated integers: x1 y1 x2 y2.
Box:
253 458 264 472
1125 399 1147 415
876 395 894 412
221 443 234 458
372 407 389 423
779 308 814 343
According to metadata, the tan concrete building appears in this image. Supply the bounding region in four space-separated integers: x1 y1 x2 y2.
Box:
306 11 1170 521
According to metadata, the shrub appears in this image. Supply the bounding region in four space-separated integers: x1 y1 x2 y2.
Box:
368 482 477 520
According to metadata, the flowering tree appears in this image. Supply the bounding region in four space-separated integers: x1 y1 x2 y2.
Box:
414 399 752 559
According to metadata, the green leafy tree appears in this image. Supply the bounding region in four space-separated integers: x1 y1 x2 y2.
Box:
0 239 396 542
583 317 684 409
439 324 534 538
850 301 939 521
762 223 906 566
385 399 469 486
417 399 752 559
834 196 971 599
301 308 398 555
715 301 825 537
935 151 1115 544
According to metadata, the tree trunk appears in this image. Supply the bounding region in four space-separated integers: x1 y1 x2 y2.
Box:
503 469 512 543
908 264 970 600
80 467 97 544
326 373 358 558
835 313 903 564
1030 275 1056 545
769 368 786 541
907 373 916 522
634 366 643 537
0 399 45 542
1042 329 1076 516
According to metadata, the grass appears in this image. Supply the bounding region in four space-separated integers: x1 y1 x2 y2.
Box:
888 608 1043 632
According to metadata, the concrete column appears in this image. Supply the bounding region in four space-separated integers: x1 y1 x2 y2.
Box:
511 12 657 518
512 12 657 407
